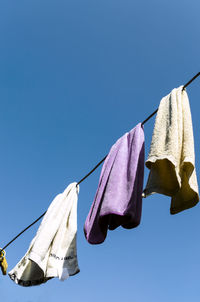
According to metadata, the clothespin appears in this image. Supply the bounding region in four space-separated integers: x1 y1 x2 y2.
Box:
0 249 8 275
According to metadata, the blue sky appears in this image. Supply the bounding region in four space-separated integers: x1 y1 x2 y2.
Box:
0 0 200 301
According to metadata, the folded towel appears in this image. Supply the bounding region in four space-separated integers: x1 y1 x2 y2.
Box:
84 123 145 244
9 182 80 286
143 86 199 214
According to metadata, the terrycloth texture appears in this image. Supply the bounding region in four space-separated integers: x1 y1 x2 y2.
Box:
9 182 80 286
84 123 145 244
143 86 199 214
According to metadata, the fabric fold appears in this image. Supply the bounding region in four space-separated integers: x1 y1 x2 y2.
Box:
143 86 199 214
9 182 80 286
84 123 145 244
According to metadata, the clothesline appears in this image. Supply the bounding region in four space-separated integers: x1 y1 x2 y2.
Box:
2 71 200 251
141 72 200 125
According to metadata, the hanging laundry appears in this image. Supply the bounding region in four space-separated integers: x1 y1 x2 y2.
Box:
9 182 80 286
84 123 145 244
0 249 8 275
143 86 199 214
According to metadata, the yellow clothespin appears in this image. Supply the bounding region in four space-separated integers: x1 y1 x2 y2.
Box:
0 249 8 275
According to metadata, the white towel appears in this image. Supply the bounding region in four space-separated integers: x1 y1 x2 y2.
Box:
143 86 199 214
9 182 80 286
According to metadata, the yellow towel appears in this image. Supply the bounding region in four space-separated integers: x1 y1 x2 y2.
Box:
143 86 199 214
0 249 8 275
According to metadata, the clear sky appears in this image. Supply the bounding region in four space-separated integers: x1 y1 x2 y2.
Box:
0 0 200 301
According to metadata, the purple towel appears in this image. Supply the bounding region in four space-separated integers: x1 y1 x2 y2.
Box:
84 123 145 244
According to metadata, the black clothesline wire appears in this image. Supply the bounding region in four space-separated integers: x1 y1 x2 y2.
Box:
2 71 200 251
77 72 200 185
141 72 200 125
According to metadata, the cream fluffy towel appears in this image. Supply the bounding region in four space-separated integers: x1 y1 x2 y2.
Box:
143 86 199 214
9 182 80 286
